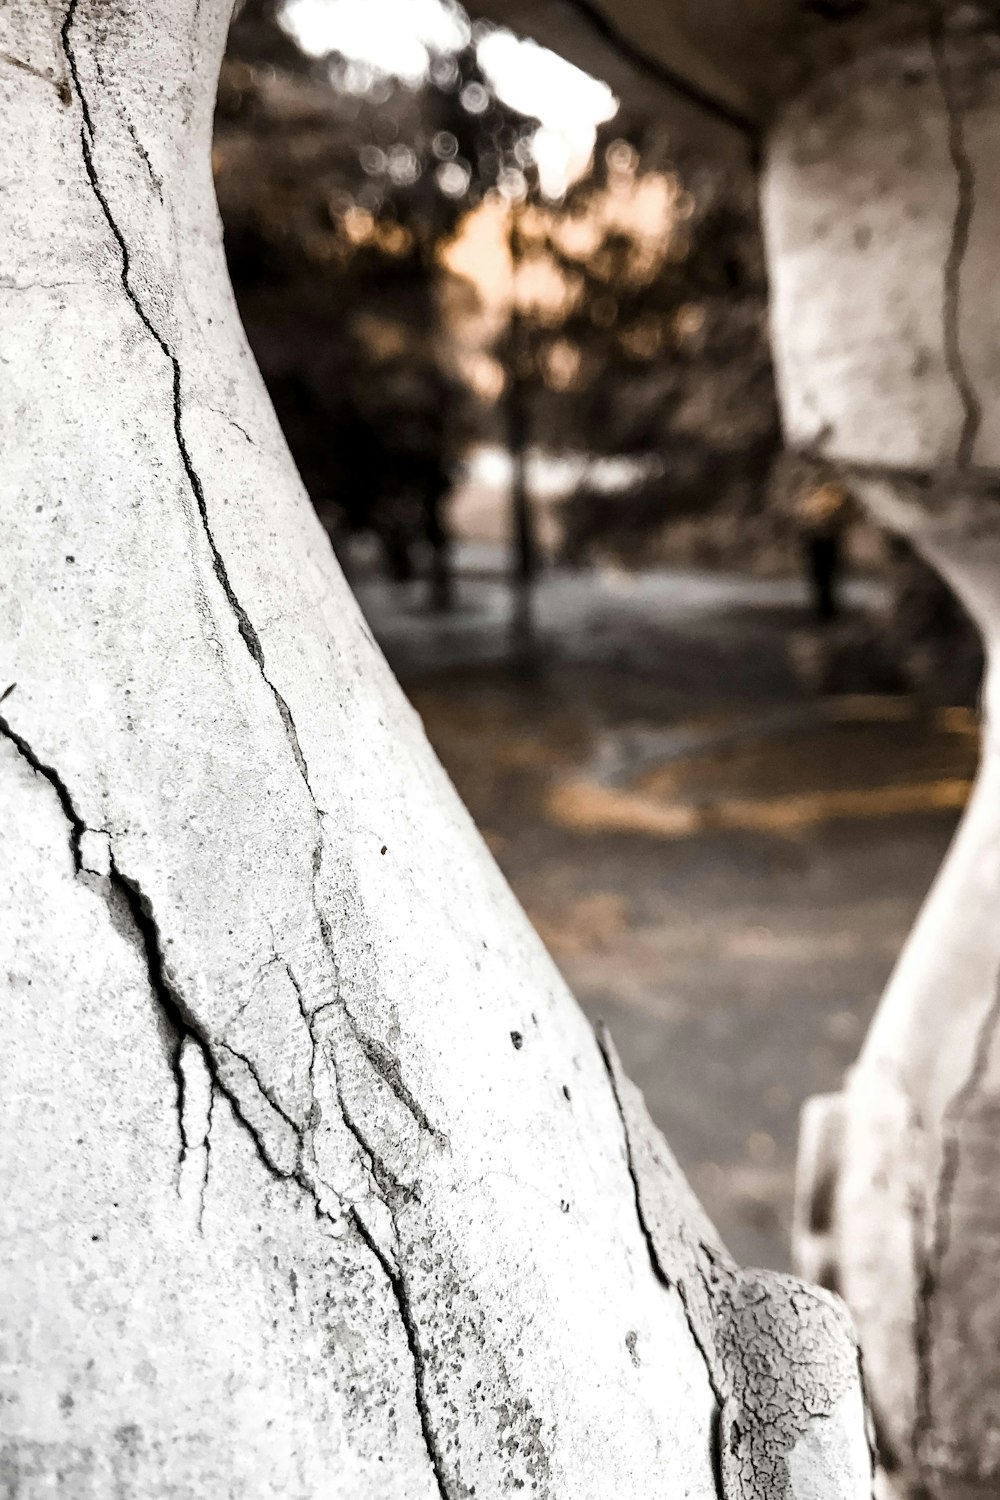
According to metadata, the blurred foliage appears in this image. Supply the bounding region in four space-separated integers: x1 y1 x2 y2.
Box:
493 125 779 566
216 0 538 601
216 0 780 587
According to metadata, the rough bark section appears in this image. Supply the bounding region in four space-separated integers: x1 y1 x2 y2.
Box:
601 1031 863 1500
0 695 456 1498
59 0 314 795
911 973 1000 1482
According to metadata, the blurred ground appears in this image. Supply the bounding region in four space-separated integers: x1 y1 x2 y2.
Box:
352 546 978 1270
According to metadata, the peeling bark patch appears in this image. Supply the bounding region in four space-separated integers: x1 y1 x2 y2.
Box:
928 5 982 467
59 0 314 800
911 972 1000 1476
599 1028 862 1500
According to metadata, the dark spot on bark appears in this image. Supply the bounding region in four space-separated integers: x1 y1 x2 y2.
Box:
562 1085 571 1101
625 1330 640 1367
510 1031 523 1050
113 1425 142 1458
380 844 387 854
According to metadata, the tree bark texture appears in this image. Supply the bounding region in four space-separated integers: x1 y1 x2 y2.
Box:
0 2 869 1496
763 7 1000 1495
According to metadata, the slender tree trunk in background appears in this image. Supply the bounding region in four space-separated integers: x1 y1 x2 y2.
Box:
424 486 454 613
0 2 869 1495
763 8 1000 1495
506 356 539 649
505 210 540 662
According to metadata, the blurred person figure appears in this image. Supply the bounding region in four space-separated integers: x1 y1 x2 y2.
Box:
794 477 849 624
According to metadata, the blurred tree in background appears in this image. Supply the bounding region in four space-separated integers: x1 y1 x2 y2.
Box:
215 0 978 701
496 123 779 569
216 0 539 607
215 0 778 599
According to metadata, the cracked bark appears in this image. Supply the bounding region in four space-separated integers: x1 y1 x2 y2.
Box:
0 700 453 1493
61 0 314 795
1 2 869 1494
601 1031 864 1500
911 972 1000 1471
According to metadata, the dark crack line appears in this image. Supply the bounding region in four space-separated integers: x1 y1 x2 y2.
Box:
205 407 256 446
110 853 449 1500
327 1046 405 1205
349 1207 452 1500
597 1028 726 1494
295 962 448 1499
354 1029 447 1145
0 696 87 870
59 0 313 795
929 4 982 467
106 855 334 1211
120 108 163 199
3 695 452 1500
218 1039 305 1143
197 1082 216 1235
912 971 1000 1466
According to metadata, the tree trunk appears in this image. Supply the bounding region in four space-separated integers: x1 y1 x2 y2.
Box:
0 4 868 1496
505 210 540 663
762 9 1000 1494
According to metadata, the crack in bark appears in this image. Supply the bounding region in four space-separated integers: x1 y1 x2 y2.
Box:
0 691 88 871
197 1082 216 1234
928 4 982 468
218 1039 305 1143
59 0 313 795
0 278 86 291
348 1207 452 1500
205 407 256 446
0 49 71 102
1 724 452 1495
599 1026 861 1499
598 1030 726 1494
120 107 163 200
911 971 1000 1474
10 22 452 1446
107 885 444 1497
353 1029 448 1146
